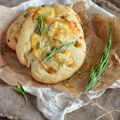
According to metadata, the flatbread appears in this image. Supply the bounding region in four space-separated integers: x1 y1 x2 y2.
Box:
7 4 86 84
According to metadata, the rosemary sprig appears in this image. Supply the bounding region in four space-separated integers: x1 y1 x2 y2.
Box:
36 16 45 35
42 41 75 63
84 23 112 93
13 82 27 103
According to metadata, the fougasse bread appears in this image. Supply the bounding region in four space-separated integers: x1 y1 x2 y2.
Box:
6 4 86 84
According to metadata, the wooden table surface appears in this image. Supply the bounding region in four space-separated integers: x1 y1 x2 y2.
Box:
0 0 120 120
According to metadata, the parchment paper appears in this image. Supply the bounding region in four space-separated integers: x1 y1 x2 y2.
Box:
0 0 120 120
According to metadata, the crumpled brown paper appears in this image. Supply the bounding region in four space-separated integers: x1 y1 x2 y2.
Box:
0 1 120 97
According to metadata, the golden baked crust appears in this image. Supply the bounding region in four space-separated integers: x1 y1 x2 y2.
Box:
6 13 26 50
8 4 86 84
6 7 38 50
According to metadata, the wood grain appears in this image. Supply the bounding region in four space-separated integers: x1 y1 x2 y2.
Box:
93 0 120 16
107 0 120 8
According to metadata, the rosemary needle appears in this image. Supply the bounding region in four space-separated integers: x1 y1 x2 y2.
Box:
13 82 27 103
36 16 45 35
83 23 112 94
